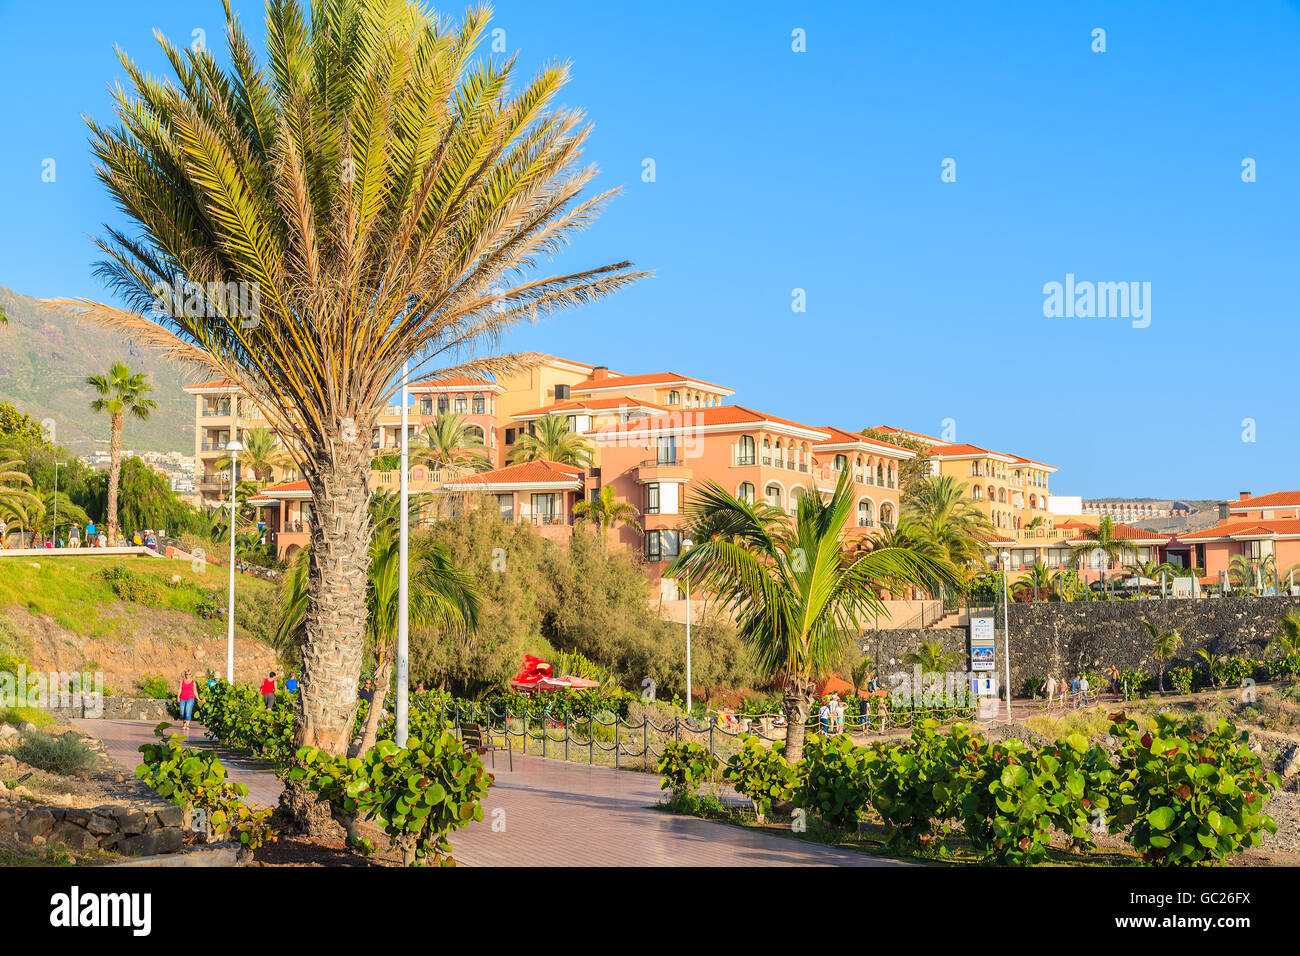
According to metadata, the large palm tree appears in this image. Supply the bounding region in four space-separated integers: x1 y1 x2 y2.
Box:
668 469 960 761
57 0 642 787
573 484 641 549
278 492 479 754
214 426 292 486
1068 516 1137 587
86 362 157 536
903 475 997 568
411 412 490 475
507 414 593 467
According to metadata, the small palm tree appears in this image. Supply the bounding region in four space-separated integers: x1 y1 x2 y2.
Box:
902 638 962 674
668 469 960 761
214 426 293 486
1142 618 1183 692
1269 609 1300 659
903 475 998 568
1012 561 1053 601
508 414 593 467
573 484 641 549
1195 648 1226 688
1068 516 1137 588
86 361 156 536
0 458 40 542
411 413 491 476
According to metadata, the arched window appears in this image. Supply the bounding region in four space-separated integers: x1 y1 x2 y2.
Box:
762 438 771 465
858 499 873 527
453 393 468 414
774 441 784 468
437 394 449 415
834 454 848 472
876 463 884 485
998 488 1006 503
972 485 981 499
667 390 681 405
472 392 486 415
738 482 755 503
987 485 995 500
737 434 756 466
880 503 895 528
855 456 864 483
789 486 806 514
765 484 783 509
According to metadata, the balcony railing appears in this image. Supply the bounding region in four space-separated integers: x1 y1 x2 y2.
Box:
734 455 756 467
530 514 565 526
281 521 311 534
639 456 683 468
858 518 875 527
200 441 229 452
201 406 232 417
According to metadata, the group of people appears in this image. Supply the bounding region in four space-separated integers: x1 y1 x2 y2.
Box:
1042 664 1122 709
0 518 163 551
175 668 298 733
818 693 849 735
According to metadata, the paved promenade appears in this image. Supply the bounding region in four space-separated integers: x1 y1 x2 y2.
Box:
76 718 905 867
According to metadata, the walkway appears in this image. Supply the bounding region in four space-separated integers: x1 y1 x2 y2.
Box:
75 719 906 867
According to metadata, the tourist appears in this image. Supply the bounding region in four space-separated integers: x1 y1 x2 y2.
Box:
415 682 426 694
1109 664 1121 697
260 671 277 709
285 673 298 694
97 531 107 548
177 670 203 733
1045 672 1057 706
360 679 374 705
1079 673 1090 708
85 520 96 545
132 530 143 547
0 518 7 549
68 525 80 548
817 697 831 735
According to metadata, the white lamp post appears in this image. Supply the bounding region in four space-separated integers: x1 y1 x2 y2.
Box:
53 461 65 547
1000 550 1012 718
682 537 693 717
224 440 243 683
396 361 410 747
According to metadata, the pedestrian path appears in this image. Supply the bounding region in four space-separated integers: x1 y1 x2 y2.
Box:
76 719 906 867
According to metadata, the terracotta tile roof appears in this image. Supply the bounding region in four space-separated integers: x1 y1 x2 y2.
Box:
407 377 504 392
182 379 238 392
589 404 828 439
870 425 944 445
513 397 670 417
444 460 584 487
928 442 1016 460
254 479 310 497
572 371 734 395
1228 491 1300 511
1180 518 1300 541
814 426 917 458
1057 519 1169 543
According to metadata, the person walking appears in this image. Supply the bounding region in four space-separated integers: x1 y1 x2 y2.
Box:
177 670 203 733
1109 663 1121 698
260 671 277 709
817 697 831 736
1079 673 1090 708
284 674 298 695
0 518 7 550
1045 671 1057 706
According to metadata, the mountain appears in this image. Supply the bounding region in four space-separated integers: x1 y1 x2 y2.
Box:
0 285 194 455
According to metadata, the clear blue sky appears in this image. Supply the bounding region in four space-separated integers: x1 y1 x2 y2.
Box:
1 0 1297 500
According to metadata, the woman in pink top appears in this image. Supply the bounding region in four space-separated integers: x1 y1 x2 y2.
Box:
177 670 203 732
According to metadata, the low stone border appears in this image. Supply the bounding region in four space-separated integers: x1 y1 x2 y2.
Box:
114 841 242 867
45 697 174 722
0 800 187 856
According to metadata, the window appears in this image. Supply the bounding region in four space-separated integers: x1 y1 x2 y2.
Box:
646 482 661 515
505 428 516 445
418 398 433 415
858 499 873 527
834 454 848 471
738 482 755 503
737 435 756 466
496 494 514 522
645 529 681 563
656 435 677 464
472 393 486 414
762 438 771 466
880 503 895 529
555 384 570 400
437 394 449 414
789 486 805 513
667 390 681 405
453 394 468 414
765 484 783 509
531 493 560 525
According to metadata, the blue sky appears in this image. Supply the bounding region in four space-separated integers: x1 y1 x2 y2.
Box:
1 0 1297 499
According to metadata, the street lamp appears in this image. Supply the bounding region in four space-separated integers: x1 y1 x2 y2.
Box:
224 440 243 683
53 461 65 547
396 360 410 747
682 537 693 717
1000 550 1012 718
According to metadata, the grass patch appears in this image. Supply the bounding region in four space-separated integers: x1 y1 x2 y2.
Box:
1 706 54 728
13 731 100 777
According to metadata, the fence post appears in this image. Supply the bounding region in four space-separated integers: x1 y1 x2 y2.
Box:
564 713 570 763
709 716 715 760
642 713 649 771
523 711 529 758
589 714 594 764
615 717 620 771
675 715 680 744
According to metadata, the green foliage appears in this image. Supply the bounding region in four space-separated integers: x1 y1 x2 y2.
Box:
1 705 53 728
1121 668 1154 697
794 733 874 830
1167 667 1196 696
199 681 296 768
99 563 165 606
291 732 493 866
1109 712 1279 866
136 673 173 699
657 741 719 798
864 719 975 849
14 730 100 776
135 724 276 850
723 736 796 821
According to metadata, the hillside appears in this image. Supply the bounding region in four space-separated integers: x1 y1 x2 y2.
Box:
0 554 279 693
0 285 194 455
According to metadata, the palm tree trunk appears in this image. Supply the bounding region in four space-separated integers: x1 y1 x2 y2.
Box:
782 676 816 762
281 453 372 835
106 411 124 537
353 657 393 757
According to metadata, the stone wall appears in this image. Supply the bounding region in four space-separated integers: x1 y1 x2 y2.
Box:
0 800 187 855
46 697 174 722
862 595 1300 695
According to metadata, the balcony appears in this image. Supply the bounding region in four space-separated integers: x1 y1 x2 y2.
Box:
636 457 693 483
201 405 233 418
529 514 566 527
200 441 229 452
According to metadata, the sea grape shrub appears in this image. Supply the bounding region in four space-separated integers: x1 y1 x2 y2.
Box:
866 719 977 850
1110 712 1279 866
201 681 295 768
135 724 276 850
723 734 795 823
292 731 493 866
794 733 873 830
657 742 718 799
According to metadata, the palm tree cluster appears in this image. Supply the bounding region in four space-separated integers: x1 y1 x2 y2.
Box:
59 0 643 781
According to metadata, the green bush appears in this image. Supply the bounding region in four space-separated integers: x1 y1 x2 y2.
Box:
135 724 276 850
1109 712 1279 865
657 742 718 799
136 673 173 700
1167 667 1196 696
1 706 53 728
794 733 873 830
199 681 295 768
723 736 795 822
291 732 493 866
1121 669 1153 697
15 730 100 776
865 720 975 849
100 565 165 607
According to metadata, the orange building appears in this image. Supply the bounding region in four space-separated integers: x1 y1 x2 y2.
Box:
1178 491 1300 582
